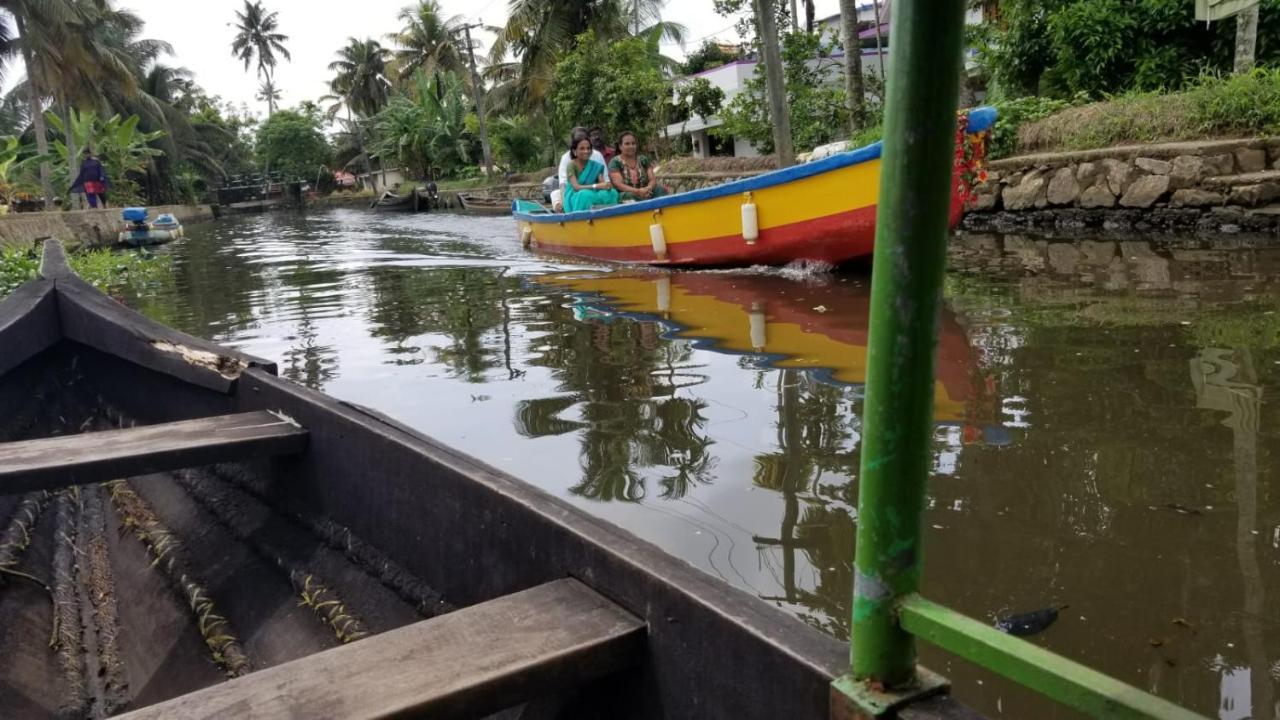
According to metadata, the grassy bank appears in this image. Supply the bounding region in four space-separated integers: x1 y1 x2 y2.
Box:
1 246 172 297
1011 68 1280 155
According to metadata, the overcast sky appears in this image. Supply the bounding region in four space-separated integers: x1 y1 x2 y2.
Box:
4 0 841 117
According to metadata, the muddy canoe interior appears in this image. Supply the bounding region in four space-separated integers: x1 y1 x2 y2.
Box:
0 241 971 719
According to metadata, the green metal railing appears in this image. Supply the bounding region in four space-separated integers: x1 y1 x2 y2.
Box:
830 1 1209 718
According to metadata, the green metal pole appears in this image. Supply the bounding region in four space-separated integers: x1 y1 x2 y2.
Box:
850 0 967 688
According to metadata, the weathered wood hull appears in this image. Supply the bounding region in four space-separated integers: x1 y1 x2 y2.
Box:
0 242 973 718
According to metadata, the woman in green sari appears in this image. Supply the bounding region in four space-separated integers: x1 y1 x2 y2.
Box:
563 134 618 212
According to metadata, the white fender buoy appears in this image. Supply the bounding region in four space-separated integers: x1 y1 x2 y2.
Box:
520 225 533 248
741 192 758 245
656 276 671 315
749 303 767 350
650 215 667 259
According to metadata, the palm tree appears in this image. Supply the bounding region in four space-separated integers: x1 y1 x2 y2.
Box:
230 0 290 114
255 77 281 115
491 0 683 112
3 0 80 207
387 0 466 86
328 38 392 118
327 38 391 189
4 1 150 208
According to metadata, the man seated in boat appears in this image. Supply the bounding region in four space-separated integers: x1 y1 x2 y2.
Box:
609 130 668 202
563 132 619 212
590 126 616 163
555 126 605 212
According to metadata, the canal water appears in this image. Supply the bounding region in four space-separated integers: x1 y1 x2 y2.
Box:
122 209 1278 719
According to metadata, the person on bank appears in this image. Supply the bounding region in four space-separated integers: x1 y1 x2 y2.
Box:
555 125 605 211
563 133 618 212
70 149 110 209
609 131 667 202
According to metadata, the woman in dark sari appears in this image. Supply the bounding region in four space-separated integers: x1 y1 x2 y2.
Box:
608 131 667 202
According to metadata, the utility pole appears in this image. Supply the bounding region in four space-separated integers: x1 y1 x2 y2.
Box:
839 0 865 135
1234 4 1259 73
755 0 795 166
461 24 494 179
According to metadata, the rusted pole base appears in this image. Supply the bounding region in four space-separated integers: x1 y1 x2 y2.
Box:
830 667 950 719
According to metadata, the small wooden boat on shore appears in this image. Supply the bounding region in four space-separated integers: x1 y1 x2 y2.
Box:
370 189 419 212
458 193 511 215
513 108 996 267
0 240 981 718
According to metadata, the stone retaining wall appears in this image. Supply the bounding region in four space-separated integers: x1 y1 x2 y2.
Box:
0 204 215 250
966 138 1280 234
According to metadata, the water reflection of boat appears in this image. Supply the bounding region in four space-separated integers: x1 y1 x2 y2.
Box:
531 270 994 426
512 109 996 267
0 241 854 719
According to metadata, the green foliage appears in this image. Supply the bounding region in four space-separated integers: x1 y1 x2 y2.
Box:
716 28 851 154
988 94 1082 158
551 31 667 146
0 136 51 199
986 0 1280 99
255 108 330 180
188 98 259 178
45 109 166 206
0 248 40 297
490 115 547 172
677 78 725 123
680 40 741 75
1 247 171 298
370 71 473 179
1013 69 1280 153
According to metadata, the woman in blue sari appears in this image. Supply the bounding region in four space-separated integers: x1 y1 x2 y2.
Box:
562 134 618 212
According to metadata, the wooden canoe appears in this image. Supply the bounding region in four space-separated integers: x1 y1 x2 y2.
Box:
371 189 424 212
513 107 997 267
458 193 512 215
0 240 981 718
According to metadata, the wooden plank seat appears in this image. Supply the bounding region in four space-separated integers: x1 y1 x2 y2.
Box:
0 410 308 494
118 578 646 720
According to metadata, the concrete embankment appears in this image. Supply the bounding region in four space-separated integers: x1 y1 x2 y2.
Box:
0 204 215 250
965 138 1280 235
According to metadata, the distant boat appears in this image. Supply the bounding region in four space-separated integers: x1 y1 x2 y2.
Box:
513 108 997 267
371 189 419 212
117 207 183 247
458 193 511 215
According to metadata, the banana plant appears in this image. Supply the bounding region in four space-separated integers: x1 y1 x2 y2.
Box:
46 109 165 201
0 136 54 202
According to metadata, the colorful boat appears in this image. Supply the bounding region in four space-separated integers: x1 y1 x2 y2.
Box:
531 270 1005 440
117 207 184 247
513 107 996 267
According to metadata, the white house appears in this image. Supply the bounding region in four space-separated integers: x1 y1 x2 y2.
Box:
664 60 762 159
664 5 987 158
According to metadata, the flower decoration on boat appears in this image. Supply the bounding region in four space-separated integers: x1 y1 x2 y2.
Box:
954 110 992 209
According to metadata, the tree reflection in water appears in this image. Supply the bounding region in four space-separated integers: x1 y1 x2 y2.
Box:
367 266 507 381
515 300 715 503
752 369 859 640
